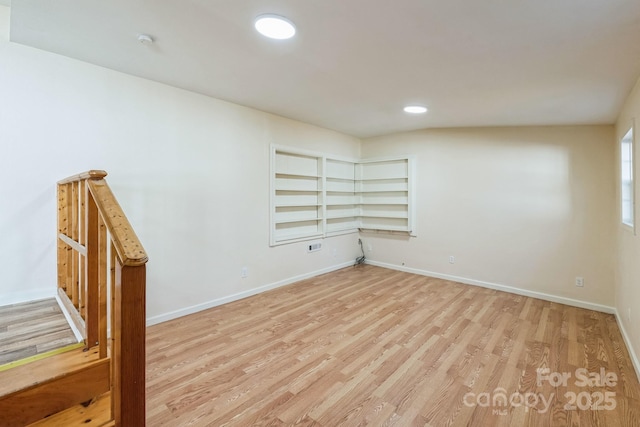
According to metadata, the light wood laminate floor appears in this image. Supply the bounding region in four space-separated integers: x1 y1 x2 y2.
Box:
0 298 78 365
146 265 640 426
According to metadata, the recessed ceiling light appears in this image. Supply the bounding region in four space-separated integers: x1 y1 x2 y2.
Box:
404 105 428 114
137 34 154 44
254 14 296 40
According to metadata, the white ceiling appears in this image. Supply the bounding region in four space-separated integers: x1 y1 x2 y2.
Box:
8 0 640 138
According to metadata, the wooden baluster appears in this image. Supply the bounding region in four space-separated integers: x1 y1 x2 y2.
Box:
110 241 117 423
85 185 99 349
79 180 87 320
71 181 79 309
57 183 68 294
98 217 108 360
65 183 74 300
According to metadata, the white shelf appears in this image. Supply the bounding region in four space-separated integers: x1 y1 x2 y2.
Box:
275 172 320 178
327 213 360 219
275 179 321 192
276 193 322 206
359 225 409 232
360 202 408 205
275 204 322 208
359 214 408 219
358 189 407 193
275 217 323 224
326 158 355 180
326 216 359 234
272 147 414 245
275 188 323 193
356 176 408 181
326 226 359 234
274 231 324 243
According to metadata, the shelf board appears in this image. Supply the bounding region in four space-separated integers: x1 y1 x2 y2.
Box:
275 188 323 193
326 214 358 220
326 226 358 233
275 203 323 208
355 177 408 181
325 190 356 194
359 225 409 232
359 202 408 205
359 214 408 219
357 189 407 193
275 217 323 224
274 232 324 244
275 172 320 178
326 177 355 181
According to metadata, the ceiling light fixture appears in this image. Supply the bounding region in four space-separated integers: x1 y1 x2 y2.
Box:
137 34 154 44
404 105 428 114
254 14 296 40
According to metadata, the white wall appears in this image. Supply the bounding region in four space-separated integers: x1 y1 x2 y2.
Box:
0 6 361 321
0 1 630 353
614 76 640 374
361 126 616 309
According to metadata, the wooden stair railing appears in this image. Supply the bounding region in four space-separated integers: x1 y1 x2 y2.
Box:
54 170 148 426
0 170 147 426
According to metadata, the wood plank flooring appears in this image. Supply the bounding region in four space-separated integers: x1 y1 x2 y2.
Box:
146 265 640 426
0 298 79 365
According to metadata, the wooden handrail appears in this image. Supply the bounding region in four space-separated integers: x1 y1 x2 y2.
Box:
58 170 148 266
87 180 148 266
57 169 107 185
56 170 147 426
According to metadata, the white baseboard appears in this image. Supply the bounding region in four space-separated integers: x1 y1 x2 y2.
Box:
613 309 640 383
54 294 84 343
0 288 55 307
366 260 616 314
146 261 355 326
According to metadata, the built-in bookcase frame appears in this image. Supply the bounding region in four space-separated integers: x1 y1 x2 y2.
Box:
270 145 415 246
356 156 416 233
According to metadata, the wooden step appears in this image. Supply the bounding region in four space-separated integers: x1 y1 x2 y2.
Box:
0 347 111 427
27 392 113 426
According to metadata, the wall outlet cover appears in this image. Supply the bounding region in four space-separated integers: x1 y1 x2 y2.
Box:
308 242 322 252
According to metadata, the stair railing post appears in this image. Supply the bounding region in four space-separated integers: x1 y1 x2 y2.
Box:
112 261 146 427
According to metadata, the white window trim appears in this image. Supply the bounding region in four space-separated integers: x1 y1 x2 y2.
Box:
621 120 635 234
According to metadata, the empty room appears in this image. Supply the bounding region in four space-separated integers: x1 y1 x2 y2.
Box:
1 1 639 426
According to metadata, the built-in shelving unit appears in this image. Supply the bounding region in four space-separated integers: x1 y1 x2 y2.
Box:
356 158 413 233
272 150 324 245
271 146 414 246
325 158 358 236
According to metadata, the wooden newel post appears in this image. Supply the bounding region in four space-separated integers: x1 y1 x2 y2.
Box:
113 261 146 427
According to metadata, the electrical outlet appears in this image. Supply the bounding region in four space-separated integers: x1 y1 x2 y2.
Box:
241 266 248 278
308 242 322 252
367 244 373 252
575 277 584 287
449 256 455 264
332 248 337 258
